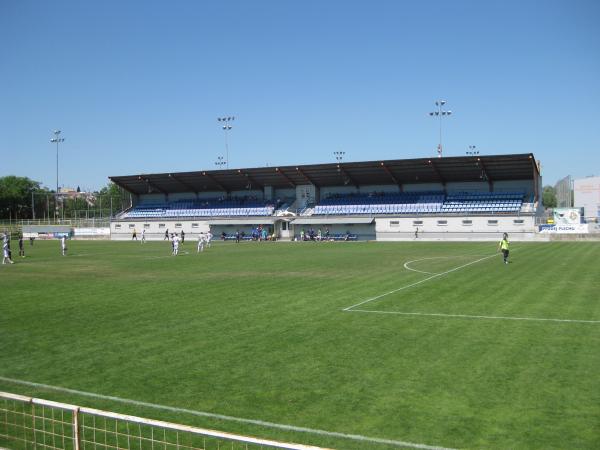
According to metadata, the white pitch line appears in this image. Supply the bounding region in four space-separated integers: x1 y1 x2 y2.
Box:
343 253 498 311
402 255 492 276
348 309 600 324
144 251 191 260
0 376 455 450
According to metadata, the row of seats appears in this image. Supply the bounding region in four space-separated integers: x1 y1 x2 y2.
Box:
314 203 443 215
313 191 524 216
122 191 526 218
124 197 277 218
125 207 274 218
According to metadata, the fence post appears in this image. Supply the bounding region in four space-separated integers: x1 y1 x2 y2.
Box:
73 407 81 450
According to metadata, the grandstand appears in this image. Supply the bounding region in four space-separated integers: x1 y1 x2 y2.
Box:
109 153 542 241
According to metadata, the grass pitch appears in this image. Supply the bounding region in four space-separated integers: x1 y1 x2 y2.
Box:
1 239 599 449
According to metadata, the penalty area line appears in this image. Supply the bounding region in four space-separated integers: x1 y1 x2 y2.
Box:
0 376 455 450
347 309 600 324
343 253 498 311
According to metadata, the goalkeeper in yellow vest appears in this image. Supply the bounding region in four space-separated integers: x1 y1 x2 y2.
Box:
498 233 510 264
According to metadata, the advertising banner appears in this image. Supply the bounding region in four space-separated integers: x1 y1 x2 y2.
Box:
553 208 582 225
539 224 589 234
74 227 110 236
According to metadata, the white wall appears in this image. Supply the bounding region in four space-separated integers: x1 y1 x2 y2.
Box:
574 176 600 219
111 220 210 240
375 215 536 241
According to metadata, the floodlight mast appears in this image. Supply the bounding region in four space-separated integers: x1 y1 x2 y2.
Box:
50 130 65 195
215 156 226 169
217 116 234 169
429 100 452 158
334 151 345 173
466 145 479 156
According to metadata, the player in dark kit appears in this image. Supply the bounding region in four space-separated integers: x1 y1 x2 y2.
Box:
18 236 25 257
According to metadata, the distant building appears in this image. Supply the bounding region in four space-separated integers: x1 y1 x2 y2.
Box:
554 175 572 208
574 176 600 220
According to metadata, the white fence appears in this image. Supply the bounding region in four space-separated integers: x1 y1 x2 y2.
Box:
0 392 328 450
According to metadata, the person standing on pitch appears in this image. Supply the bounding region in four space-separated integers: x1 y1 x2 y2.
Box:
132 228 137 240
18 235 25 257
207 230 213 248
197 233 205 253
172 234 180 256
164 229 169 240
61 235 67 256
2 237 14 264
181 229 185 244
498 233 510 264
141 228 146 243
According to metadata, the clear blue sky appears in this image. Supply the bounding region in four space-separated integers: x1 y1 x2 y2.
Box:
1 0 598 191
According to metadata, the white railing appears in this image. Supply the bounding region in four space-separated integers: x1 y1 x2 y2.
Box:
0 392 329 450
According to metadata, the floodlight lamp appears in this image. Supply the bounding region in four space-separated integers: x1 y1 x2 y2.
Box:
441 100 446 105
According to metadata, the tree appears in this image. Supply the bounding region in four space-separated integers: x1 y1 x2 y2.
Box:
542 185 557 209
98 182 125 197
97 182 130 217
0 176 46 220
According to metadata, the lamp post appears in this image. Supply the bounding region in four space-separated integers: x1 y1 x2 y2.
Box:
50 130 65 194
217 116 234 169
466 145 479 156
429 101 451 158
215 156 226 169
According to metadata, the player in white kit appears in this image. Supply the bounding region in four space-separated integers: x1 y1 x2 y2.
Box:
141 228 146 243
61 236 67 256
173 235 179 256
2 237 14 264
197 233 205 253
206 231 213 248
172 234 180 256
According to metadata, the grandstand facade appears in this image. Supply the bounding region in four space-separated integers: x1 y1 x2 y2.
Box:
109 153 542 241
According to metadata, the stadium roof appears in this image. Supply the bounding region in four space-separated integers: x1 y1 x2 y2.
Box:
109 153 540 195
